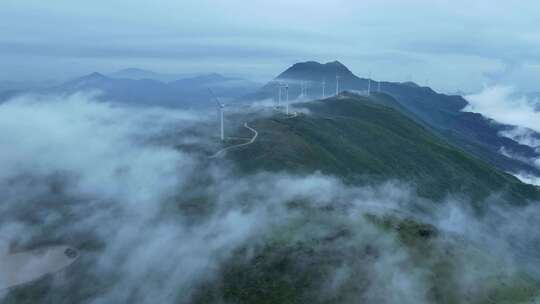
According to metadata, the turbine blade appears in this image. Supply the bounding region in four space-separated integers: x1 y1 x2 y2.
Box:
208 88 223 107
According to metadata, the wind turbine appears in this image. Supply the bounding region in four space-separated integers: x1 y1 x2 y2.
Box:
209 89 225 141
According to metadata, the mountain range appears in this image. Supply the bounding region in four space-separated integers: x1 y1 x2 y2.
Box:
0 71 261 108
1 61 539 178
107 68 198 82
5 62 540 304
246 60 540 178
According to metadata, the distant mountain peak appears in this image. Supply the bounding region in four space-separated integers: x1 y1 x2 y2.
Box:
201 73 226 79
72 72 107 83
289 60 349 70
325 60 353 74
185 73 232 82
325 60 346 67
86 72 106 79
62 72 109 88
108 68 179 81
401 81 420 88
277 60 355 81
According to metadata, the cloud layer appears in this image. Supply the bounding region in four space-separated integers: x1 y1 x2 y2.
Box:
464 86 540 184
465 86 540 134
1 93 540 303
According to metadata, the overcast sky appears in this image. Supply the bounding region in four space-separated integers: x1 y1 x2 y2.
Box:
2 0 540 92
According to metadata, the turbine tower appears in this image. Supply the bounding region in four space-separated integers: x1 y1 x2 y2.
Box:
285 83 290 115
277 82 282 107
336 74 340 96
219 102 224 141
367 72 371 96
322 79 326 98
209 89 225 141
278 82 288 109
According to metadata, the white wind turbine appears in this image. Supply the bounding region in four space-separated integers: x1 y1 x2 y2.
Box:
209 89 225 141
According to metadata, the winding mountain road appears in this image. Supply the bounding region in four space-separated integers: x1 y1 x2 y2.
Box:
209 122 258 159
285 112 299 119
209 105 299 159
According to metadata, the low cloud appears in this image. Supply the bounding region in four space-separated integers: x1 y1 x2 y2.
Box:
499 126 540 151
464 86 540 184
464 86 540 134
513 172 540 187
1 93 540 303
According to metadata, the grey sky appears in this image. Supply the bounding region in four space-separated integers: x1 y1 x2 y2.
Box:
2 0 540 92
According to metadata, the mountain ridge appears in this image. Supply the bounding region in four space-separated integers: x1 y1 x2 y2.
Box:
1 72 262 108
107 68 197 82
229 92 539 203
245 60 540 177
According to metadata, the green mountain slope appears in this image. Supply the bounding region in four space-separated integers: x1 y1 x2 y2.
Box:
192 93 540 304
231 93 539 203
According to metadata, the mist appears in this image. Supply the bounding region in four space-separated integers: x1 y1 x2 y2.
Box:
1 93 540 303
463 86 540 186
465 86 540 136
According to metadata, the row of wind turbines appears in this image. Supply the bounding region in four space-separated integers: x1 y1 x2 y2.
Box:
210 74 382 142
277 74 381 103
